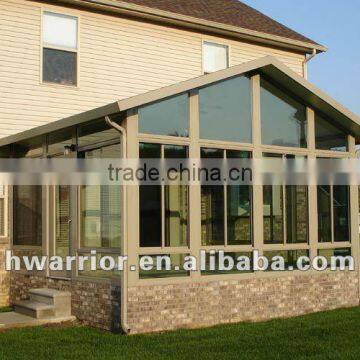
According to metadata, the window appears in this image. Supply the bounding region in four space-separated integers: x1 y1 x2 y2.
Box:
138 94 189 137
315 113 348 151
203 41 229 74
317 185 350 243
79 144 122 249
13 186 42 246
201 149 252 246
199 76 252 143
42 11 78 86
261 79 307 148
139 143 189 248
263 154 308 244
0 186 6 237
264 250 309 270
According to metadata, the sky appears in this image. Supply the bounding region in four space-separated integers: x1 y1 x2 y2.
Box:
241 0 360 116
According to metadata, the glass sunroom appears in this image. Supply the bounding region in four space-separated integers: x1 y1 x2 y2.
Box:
0 57 359 332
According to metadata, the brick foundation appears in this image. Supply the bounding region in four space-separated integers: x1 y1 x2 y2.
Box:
0 241 10 307
127 271 359 334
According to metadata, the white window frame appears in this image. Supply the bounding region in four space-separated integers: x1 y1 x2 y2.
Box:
202 40 230 74
41 9 80 87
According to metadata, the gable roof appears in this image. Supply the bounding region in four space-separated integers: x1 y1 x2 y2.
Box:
63 0 326 53
0 56 358 148
120 0 318 45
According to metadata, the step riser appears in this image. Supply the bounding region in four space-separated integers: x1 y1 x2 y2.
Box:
14 305 55 319
30 294 54 305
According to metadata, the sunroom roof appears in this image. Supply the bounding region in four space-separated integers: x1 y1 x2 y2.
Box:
0 56 359 148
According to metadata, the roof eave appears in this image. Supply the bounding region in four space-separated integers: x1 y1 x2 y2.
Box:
57 0 327 54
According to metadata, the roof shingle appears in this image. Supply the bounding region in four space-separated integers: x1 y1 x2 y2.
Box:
118 0 320 46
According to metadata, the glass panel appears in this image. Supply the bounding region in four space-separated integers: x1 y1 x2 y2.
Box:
48 130 73 156
139 143 161 247
139 254 189 279
286 185 308 243
55 186 70 257
333 186 350 242
318 248 352 268
78 119 120 148
139 94 189 137
78 253 119 279
315 114 348 151
43 48 77 86
199 76 252 142
317 185 332 243
227 150 252 245
43 12 78 49
201 148 224 246
13 186 42 246
164 145 188 247
261 79 307 148
263 185 284 244
203 42 228 73
79 144 122 249
201 252 253 275
264 250 309 270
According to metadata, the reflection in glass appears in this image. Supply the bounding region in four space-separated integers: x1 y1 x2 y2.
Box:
317 185 332 243
199 76 252 142
333 186 349 242
139 94 189 137
315 114 347 151
201 148 224 245
263 185 283 244
55 186 70 257
261 79 307 148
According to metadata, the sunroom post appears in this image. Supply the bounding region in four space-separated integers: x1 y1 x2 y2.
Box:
251 74 264 256
124 109 139 285
348 135 359 272
307 107 318 260
189 89 201 278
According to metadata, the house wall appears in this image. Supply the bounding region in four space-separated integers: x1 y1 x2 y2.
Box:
0 0 306 138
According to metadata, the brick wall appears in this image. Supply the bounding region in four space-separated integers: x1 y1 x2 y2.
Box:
127 271 359 334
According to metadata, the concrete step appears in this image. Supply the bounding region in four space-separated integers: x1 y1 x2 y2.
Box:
14 300 56 319
29 288 72 317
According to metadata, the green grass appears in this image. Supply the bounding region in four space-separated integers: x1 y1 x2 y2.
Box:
0 307 13 313
0 307 360 360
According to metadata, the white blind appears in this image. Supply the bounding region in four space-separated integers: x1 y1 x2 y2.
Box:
43 12 78 49
203 42 228 73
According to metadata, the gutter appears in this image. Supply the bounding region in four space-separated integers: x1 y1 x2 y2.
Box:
303 49 318 79
58 0 327 54
105 116 130 334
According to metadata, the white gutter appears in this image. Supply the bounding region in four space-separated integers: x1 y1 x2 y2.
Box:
303 49 317 79
105 116 130 334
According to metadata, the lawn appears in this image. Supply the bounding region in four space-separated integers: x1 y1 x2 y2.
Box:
0 307 359 360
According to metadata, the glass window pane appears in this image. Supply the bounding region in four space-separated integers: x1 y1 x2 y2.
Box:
226 150 252 245
13 186 42 246
139 94 189 137
318 248 352 268
203 42 228 73
315 114 348 151
164 145 188 247
333 186 350 242
0 198 5 236
139 143 161 247
55 186 70 257
43 48 77 86
201 148 224 245
261 79 307 148
48 130 73 156
43 12 78 49
286 185 308 243
199 76 252 143
317 185 332 243
264 250 309 270
263 185 284 244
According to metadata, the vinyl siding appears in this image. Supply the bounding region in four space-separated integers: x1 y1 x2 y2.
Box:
0 0 306 138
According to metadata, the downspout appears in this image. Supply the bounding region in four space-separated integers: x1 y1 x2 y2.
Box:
303 49 317 80
105 116 130 334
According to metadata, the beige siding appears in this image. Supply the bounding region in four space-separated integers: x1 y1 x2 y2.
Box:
0 0 306 137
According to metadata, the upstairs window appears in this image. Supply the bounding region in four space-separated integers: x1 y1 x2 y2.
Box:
42 11 78 86
203 41 229 74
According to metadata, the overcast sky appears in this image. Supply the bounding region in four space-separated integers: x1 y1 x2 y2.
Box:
241 0 360 116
